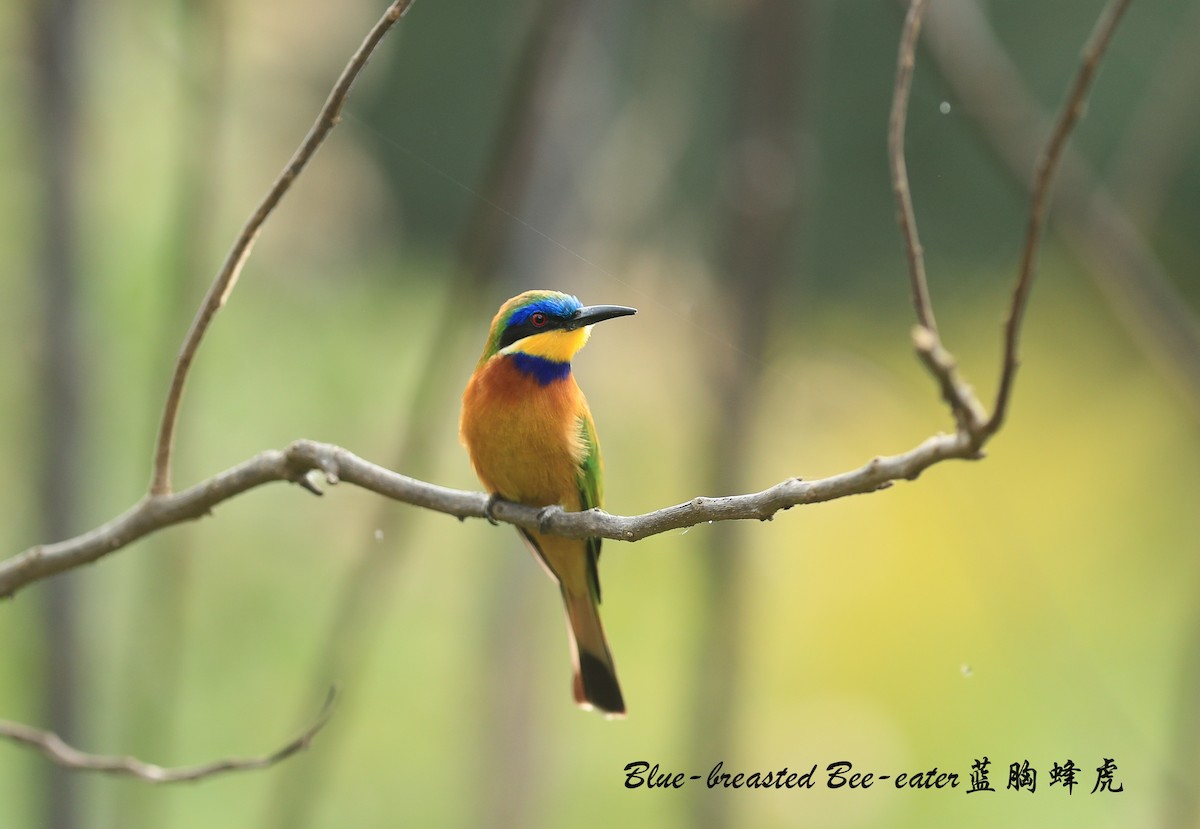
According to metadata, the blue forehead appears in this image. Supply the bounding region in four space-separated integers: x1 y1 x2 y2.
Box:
508 294 582 327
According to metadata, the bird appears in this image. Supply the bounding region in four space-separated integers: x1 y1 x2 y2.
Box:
460 290 636 716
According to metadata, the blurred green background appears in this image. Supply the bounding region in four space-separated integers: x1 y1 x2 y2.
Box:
2 0 1199 827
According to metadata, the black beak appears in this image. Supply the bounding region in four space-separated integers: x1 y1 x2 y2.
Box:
567 304 637 330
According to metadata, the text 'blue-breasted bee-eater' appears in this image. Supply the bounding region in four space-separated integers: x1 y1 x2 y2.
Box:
460 290 636 717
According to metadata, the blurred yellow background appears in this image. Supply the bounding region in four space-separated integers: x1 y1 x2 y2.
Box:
1 0 1197 827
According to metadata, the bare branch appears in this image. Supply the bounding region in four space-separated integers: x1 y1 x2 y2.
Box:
888 0 936 336
0 687 337 783
3 433 975 600
889 0 988 437
888 0 1132 440
918 0 1200 418
987 0 1132 434
149 0 417 497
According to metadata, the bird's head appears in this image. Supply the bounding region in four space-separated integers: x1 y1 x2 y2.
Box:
478 290 636 366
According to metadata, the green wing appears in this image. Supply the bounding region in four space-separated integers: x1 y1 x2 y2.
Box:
576 409 604 602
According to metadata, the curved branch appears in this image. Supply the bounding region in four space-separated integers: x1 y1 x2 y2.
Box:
2 431 979 601
916 0 1200 419
889 0 995 437
0 687 337 783
986 0 1132 433
889 0 937 336
889 0 1131 440
149 0 417 496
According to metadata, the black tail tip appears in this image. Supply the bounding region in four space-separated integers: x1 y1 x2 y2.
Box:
577 650 626 717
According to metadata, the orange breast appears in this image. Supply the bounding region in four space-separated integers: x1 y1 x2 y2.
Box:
460 356 587 508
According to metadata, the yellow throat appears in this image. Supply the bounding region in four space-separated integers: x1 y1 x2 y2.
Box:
501 326 591 363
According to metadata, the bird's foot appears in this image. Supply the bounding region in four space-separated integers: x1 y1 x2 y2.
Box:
536 505 562 533
484 493 502 526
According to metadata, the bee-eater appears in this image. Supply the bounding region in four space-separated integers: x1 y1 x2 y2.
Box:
460 290 636 716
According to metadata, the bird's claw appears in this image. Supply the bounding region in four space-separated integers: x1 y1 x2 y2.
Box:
484 493 501 526
537 505 562 533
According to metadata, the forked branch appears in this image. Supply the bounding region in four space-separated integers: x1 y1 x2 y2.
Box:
889 0 1131 442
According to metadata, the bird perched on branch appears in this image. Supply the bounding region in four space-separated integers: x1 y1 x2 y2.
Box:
460 290 636 717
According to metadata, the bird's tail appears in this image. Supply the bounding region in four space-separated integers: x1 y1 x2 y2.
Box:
561 587 625 717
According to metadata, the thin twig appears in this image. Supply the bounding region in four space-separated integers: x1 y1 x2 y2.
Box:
0 687 338 784
917 0 1200 418
889 0 936 336
148 0 417 496
890 0 988 436
987 0 1132 434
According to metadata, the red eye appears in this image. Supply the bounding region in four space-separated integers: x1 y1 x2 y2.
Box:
530 312 548 327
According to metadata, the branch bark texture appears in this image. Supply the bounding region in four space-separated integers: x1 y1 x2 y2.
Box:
3 431 975 601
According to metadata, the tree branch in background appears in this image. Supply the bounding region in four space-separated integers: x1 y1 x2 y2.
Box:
691 3 805 828
916 0 1200 416
1110 0 1200 230
890 0 1132 441
0 688 336 784
32 0 86 822
987 0 1132 434
148 0 416 496
114 4 231 827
